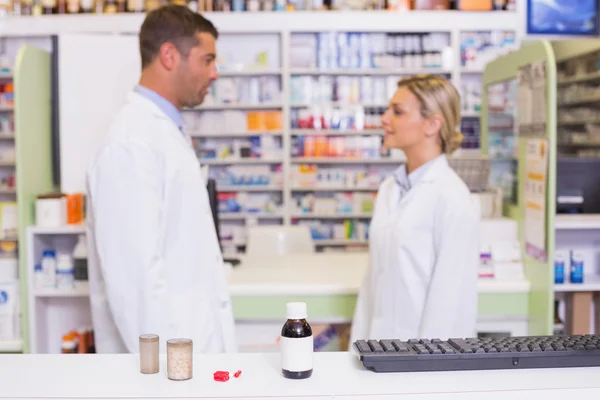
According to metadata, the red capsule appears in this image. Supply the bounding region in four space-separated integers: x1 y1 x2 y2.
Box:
234 370 242 378
213 371 230 382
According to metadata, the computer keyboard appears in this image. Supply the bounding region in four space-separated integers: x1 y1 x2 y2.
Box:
353 335 600 372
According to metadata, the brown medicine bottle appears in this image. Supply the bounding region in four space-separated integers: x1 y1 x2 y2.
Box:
280 302 313 379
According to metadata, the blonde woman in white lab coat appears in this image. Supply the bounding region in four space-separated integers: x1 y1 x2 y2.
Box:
350 75 480 344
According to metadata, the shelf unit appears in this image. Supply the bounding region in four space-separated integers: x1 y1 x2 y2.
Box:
482 38 600 336
180 14 517 254
26 224 89 354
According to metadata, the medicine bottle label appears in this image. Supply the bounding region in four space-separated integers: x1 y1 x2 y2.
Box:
280 336 313 372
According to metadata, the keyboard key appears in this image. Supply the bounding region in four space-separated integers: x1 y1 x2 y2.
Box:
448 338 469 350
380 340 397 352
355 340 371 353
391 340 409 352
368 340 384 352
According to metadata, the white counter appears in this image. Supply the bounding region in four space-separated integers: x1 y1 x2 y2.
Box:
1 352 599 399
227 253 530 296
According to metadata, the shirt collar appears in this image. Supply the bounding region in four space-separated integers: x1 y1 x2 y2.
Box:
393 154 446 191
134 85 183 132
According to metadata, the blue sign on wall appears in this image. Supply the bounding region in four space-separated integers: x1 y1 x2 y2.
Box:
527 0 599 36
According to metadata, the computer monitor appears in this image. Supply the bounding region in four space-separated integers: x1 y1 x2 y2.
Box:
206 178 240 266
206 178 221 245
556 157 600 214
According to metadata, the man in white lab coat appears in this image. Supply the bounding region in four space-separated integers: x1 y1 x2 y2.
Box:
85 5 237 353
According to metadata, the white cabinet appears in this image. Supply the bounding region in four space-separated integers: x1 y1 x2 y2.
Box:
56 34 141 194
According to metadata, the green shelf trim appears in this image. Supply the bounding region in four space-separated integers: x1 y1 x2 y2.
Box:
231 293 529 320
14 45 55 353
482 40 557 336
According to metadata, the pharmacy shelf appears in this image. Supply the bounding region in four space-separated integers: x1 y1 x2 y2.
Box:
291 186 379 192
291 103 387 109
0 72 12 79
554 275 600 293
196 103 283 111
558 95 600 107
27 224 86 235
218 69 281 77
220 212 284 220
558 70 600 86
292 157 403 164
33 281 90 297
291 213 372 219
0 134 15 140
477 279 531 294
0 11 519 37
0 106 14 112
0 187 16 194
290 68 451 76
291 129 384 136
0 339 23 352
461 67 485 73
199 158 283 165
557 119 600 126
555 214 600 230
219 185 282 192
191 131 284 138
221 240 247 247
313 239 368 246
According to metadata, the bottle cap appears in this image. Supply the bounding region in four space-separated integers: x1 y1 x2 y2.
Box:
286 302 307 320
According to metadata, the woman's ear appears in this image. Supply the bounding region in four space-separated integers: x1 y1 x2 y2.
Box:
424 114 443 138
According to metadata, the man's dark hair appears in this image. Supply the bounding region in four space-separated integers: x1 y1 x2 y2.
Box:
139 5 219 69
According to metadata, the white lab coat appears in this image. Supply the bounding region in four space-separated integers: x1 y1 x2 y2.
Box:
350 156 480 343
86 91 237 354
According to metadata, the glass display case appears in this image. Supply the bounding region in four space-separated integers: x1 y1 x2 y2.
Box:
486 78 518 204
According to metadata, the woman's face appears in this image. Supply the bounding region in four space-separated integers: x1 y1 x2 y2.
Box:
381 87 427 151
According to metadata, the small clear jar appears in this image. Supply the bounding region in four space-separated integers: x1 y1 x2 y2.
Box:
139 334 159 374
167 338 193 381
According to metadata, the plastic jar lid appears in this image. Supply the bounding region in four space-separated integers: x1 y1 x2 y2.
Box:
140 334 159 342
167 338 192 347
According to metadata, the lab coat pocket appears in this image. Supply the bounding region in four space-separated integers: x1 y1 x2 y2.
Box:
213 266 237 352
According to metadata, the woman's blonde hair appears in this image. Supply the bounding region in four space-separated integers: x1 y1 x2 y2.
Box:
397 74 463 154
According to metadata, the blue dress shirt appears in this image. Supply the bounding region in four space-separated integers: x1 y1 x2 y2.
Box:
134 85 184 132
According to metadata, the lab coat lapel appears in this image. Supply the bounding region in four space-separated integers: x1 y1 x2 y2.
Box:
416 155 449 186
127 92 194 153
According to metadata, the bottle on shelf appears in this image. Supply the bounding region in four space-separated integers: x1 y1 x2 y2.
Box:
61 333 77 354
73 234 88 281
553 300 565 335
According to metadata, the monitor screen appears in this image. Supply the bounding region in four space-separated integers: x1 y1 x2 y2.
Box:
527 0 600 36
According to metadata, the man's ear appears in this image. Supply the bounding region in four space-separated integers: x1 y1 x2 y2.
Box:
157 42 180 71
424 114 443 138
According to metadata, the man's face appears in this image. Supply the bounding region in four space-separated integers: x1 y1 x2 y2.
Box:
176 32 219 109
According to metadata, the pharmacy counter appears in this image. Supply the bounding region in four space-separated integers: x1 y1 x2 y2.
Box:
1 352 598 399
227 254 531 330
